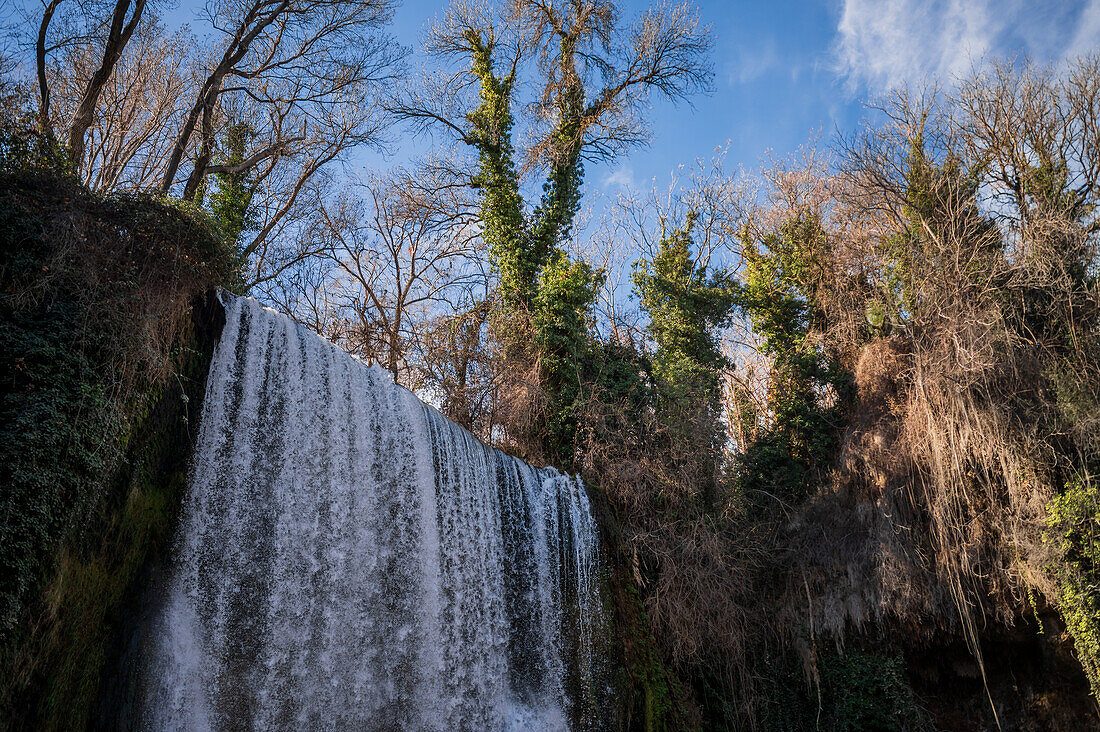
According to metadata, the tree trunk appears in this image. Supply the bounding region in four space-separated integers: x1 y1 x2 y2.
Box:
36 0 64 140
67 0 146 171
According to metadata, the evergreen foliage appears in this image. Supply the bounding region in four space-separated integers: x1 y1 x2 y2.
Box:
734 214 851 501
633 213 736 409
758 647 932 732
632 213 738 501
462 28 603 466
533 251 603 463
0 300 120 641
207 122 256 249
1046 472 1100 698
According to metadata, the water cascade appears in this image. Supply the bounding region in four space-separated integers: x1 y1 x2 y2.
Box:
140 295 607 730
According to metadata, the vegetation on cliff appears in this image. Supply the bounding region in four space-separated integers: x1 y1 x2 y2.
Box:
0 123 237 727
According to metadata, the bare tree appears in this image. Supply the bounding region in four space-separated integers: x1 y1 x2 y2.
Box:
513 0 713 167
958 56 1100 236
35 0 64 136
403 0 713 166
275 165 482 384
0 46 27 124
26 0 403 296
157 0 400 201
66 0 146 168
46 13 190 189
394 0 713 263
141 0 404 290
30 0 153 165
27 0 401 197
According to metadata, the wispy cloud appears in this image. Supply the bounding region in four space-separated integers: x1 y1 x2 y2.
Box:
1068 0 1100 59
833 0 1000 91
602 165 637 191
832 0 1100 93
727 37 781 85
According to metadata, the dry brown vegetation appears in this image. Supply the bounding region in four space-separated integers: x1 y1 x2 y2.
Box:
23 0 402 288
734 58 1100 728
496 55 1100 728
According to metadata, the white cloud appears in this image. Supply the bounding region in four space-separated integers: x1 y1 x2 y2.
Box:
832 0 1100 93
1067 0 1100 59
602 165 637 191
728 37 781 85
834 0 1005 91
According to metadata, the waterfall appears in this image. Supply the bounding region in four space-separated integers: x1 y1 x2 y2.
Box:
141 295 607 730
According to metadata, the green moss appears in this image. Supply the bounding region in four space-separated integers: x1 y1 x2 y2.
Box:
0 312 217 730
0 301 124 639
608 570 693 732
1044 473 1100 698
0 169 232 729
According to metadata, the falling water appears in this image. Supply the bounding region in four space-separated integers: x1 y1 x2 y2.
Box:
141 295 607 730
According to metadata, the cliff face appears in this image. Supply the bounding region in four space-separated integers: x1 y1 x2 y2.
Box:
0 172 235 730
89 292 224 729
590 332 1100 731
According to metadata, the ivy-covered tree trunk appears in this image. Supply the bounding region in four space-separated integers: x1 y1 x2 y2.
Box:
463 29 600 466
633 214 738 502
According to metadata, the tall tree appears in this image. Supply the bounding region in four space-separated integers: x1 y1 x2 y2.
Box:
733 213 850 501
271 165 481 385
65 0 146 169
207 120 256 248
30 0 403 291
633 212 737 498
33 0 149 167
45 12 191 190
408 0 710 308
398 0 711 460
156 0 399 200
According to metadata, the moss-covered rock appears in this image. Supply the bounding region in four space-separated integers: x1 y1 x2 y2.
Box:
0 169 234 730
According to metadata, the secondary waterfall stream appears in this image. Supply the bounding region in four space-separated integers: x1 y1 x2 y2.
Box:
140 295 607 730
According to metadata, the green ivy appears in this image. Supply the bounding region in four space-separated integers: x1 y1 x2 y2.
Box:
463 29 602 466
0 167 236 727
207 121 256 250
532 251 603 464
1045 472 1100 698
633 213 737 409
0 301 123 640
734 214 851 502
758 647 931 732
632 213 738 503
465 31 541 310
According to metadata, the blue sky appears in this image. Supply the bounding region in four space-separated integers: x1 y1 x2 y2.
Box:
371 0 863 190
366 0 1100 194
10 0 1100 187
605 0 861 192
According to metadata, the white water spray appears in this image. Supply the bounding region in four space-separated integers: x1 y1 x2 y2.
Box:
142 295 605 730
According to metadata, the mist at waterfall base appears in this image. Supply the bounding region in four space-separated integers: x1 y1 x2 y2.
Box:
139 295 609 730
